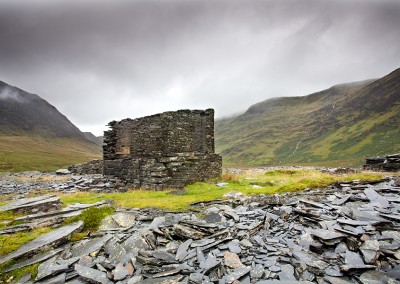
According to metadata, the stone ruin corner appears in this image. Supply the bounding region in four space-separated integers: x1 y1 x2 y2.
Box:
103 108 222 190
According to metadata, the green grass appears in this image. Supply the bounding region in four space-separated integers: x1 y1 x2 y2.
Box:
59 169 384 211
0 262 39 283
0 227 53 256
0 210 22 230
215 73 400 167
64 206 115 231
0 135 101 172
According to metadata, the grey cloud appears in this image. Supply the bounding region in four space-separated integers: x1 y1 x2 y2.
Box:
0 0 399 135
0 87 27 103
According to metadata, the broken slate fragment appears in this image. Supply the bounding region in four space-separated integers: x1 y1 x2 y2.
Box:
112 263 129 281
341 252 376 272
225 267 251 284
175 239 192 261
200 253 220 272
173 224 204 239
152 268 181 278
224 252 244 268
279 264 296 281
138 275 184 283
250 264 265 279
0 195 62 214
74 264 111 284
308 229 346 245
0 221 83 264
5 248 63 273
360 240 380 264
36 272 66 284
36 256 69 281
71 234 113 257
359 270 398 284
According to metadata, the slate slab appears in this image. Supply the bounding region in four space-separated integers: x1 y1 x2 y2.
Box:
5 248 63 272
74 264 111 284
0 221 83 264
0 195 61 214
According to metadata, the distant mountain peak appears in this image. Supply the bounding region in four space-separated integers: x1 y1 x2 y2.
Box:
0 80 93 142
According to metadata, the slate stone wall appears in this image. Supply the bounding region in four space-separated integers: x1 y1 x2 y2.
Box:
363 153 400 172
103 109 222 189
68 160 103 175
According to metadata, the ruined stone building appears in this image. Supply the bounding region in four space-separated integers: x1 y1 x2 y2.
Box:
103 109 222 189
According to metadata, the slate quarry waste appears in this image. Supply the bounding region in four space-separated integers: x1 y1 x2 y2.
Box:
364 153 400 172
1 176 400 283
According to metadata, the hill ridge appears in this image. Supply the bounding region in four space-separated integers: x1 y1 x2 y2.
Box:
0 80 101 171
215 68 400 166
0 80 86 139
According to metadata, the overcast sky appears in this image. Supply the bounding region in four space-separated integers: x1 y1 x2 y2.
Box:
0 0 399 136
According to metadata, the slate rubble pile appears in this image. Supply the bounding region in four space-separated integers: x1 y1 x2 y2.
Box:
1 177 400 283
0 172 125 195
0 195 110 235
364 154 400 172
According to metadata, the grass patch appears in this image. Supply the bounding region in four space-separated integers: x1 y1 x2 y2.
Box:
0 227 52 256
0 210 22 230
59 193 109 206
58 169 385 211
0 262 39 283
64 206 115 231
70 232 89 242
0 135 101 172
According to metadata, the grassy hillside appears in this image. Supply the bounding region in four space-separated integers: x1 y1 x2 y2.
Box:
216 68 400 167
0 134 101 172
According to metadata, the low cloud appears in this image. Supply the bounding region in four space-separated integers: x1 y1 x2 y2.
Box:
0 0 399 135
0 87 26 103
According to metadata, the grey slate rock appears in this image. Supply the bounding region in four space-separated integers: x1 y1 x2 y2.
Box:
74 264 111 284
56 169 71 175
5 248 63 273
225 267 251 283
35 273 66 284
279 264 296 281
72 235 113 257
175 239 192 261
112 263 129 281
360 240 380 264
137 275 184 283
358 271 393 284
0 221 83 264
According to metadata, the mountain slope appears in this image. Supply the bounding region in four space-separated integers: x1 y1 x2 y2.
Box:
0 81 101 171
83 132 103 146
0 80 86 138
215 68 400 166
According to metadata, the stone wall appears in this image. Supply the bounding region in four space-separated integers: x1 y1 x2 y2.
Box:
363 153 400 172
103 109 222 189
68 160 103 175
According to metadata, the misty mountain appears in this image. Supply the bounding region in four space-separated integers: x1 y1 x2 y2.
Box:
216 68 400 166
0 80 92 140
0 80 101 171
83 132 103 146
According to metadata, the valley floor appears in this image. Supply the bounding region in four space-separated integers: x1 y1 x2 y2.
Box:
0 168 399 283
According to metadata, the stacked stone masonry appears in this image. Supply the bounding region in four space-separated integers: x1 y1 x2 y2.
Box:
103 109 222 189
68 160 104 175
363 153 400 172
